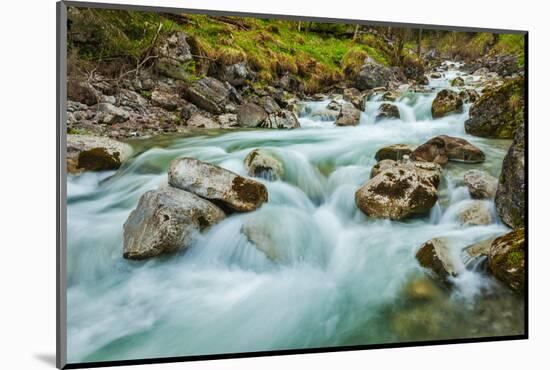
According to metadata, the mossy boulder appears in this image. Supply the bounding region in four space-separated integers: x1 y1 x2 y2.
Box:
488 228 525 292
168 157 268 212
451 77 465 87
355 161 441 220
495 124 525 228
67 134 133 173
375 103 400 122
431 89 463 118
465 77 524 139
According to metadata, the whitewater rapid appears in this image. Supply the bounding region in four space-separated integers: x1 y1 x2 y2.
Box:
66 64 524 363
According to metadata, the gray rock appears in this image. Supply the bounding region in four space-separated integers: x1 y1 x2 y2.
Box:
151 89 179 111
262 110 300 129
236 103 268 128
67 134 133 173
335 103 361 126
186 113 220 129
95 103 130 124
123 187 225 260
168 157 268 212
244 149 283 180
356 60 392 90
495 124 525 228
456 201 493 226
463 170 498 199
222 62 255 87
180 76 236 114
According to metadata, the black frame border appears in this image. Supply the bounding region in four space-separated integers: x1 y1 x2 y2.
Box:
56 1 529 369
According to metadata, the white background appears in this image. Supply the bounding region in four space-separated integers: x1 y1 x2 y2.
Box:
0 0 546 369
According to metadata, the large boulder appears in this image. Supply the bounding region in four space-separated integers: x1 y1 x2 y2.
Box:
488 228 525 292
411 135 485 165
375 144 415 162
236 103 268 128
431 89 463 118
459 89 479 104
465 77 524 139
416 237 460 280
168 157 268 212
151 89 180 111
343 87 366 110
335 103 361 126
495 124 525 228
244 149 283 181
262 110 300 129
463 169 498 199
355 161 441 220
180 76 239 114
122 187 225 260
356 60 392 90
456 201 493 226
67 134 133 173
375 103 400 122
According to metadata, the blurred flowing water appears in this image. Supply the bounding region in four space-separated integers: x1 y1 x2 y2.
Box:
66 64 524 363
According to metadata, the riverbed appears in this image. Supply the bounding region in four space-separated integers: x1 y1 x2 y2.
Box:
66 63 524 363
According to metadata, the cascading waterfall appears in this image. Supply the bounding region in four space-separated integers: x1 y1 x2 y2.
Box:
66 63 524 363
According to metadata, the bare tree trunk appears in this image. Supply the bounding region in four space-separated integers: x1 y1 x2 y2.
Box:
353 24 360 41
298 21 301 32
417 29 423 57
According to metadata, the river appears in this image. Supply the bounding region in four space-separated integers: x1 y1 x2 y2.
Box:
66 62 524 363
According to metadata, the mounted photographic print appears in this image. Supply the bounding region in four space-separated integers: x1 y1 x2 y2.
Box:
57 1 527 368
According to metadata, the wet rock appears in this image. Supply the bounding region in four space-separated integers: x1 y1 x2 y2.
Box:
67 134 133 173
95 102 130 124
459 88 479 104
457 201 493 226
262 110 300 129
151 89 179 111
430 72 442 78
335 103 361 126
463 169 498 199
411 135 485 165
122 187 225 260
495 124 525 228
180 76 238 114
236 102 268 128
343 87 365 110
463 237 494 269
375 144 415 162
416 237 460 279
356 59 392 90
355 161 441 220
451 77 465 87
168 157 268 212
381 91 399 102
370 159 398 178
244 148 283 181
403 276 444 302
488 228 525 292
375 103 400 122
431 89 463 118
465 77 524 139
186 113 220 129
311 108 340 122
